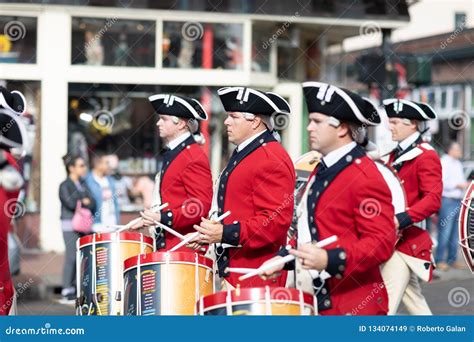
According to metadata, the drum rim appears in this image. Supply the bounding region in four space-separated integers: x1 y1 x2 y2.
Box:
78 232 154 246
200 299 314 314
123 251 214 270
200 287 314 308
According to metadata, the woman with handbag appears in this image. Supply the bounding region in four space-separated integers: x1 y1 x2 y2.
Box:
59 154 96 304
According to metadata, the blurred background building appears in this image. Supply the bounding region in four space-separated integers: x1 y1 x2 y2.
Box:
0 0 472 253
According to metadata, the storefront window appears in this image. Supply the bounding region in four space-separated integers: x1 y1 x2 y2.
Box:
252 26 273 73
162 21 243 70
71 17 156 67
0 16 37 64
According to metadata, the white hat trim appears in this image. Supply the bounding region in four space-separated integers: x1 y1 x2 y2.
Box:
303 82 374 126
382 99 430 120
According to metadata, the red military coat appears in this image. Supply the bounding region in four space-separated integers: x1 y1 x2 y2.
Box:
155 135 213 251
0 152 21 315
216 130 295 288
386 140 442 281
298 145 397 315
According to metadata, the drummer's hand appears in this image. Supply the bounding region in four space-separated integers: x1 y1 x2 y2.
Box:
260 256 284 280
193 217 223 244
289 244 328 271
82 198 91 206
128 218 145 230
140 208 161 226
185 232 204 250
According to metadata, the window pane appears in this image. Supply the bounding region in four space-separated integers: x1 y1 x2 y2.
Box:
71 17 156 67
452 88 460 109
441 90 447 109
0 16 37 64
252 26 273 72
163 21 243 70
455 12 467 30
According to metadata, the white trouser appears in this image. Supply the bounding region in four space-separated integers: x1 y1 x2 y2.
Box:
381 251 432 315
8 289 17 316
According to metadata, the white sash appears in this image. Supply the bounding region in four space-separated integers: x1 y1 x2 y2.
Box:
151 172 162 207
290 174 330 295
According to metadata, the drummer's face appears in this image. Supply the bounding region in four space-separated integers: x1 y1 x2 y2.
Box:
388 118 417 142
307 113 340 155
156 115 182 142
224 111 259 146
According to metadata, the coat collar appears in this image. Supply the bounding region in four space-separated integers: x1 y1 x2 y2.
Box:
160 134 196 179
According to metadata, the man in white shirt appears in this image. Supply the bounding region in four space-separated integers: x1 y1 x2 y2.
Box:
436 142 469 270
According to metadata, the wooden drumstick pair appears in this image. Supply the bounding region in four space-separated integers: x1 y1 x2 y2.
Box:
116 202 169 232
169 211 231 252
226 235 338 281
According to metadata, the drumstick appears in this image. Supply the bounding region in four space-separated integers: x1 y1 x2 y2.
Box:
153 220 185 240
238 235 338 281
225 267 256 274
169 211 231 252
117 203 169 232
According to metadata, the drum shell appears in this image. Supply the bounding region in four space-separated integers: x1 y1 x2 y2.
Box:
123 251 214 315
77 232 154 316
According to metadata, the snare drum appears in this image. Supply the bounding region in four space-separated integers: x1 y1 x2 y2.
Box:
76 232 154 316
198 287 316 315
123 251 214 315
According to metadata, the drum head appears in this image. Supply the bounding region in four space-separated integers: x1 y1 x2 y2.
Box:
78 232 154 248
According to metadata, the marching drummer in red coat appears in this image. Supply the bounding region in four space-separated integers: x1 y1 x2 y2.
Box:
380 99 442 315
131 94 213 252
191 87 296 289
0 86 27 315
263 82 397 315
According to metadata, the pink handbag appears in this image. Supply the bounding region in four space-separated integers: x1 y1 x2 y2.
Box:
72 200 93 234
